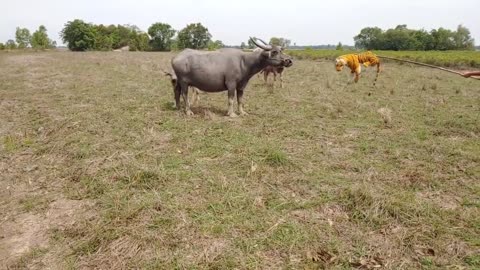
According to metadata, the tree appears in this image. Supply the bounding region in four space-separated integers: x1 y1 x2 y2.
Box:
61 19 96 51
0 43 5 50
112 24 138 49
93 24 114 50
269 37 281 46
336 42 343 50
240 42 246 49
5 40 17 50
453 25 474 50
383 26 416 51
354 27 384 49
207 40 224 51
269 37 291 48
15 27 31 48
431 28 455 50
129 32 150 51
177 23 211 49
247 38 255 49
411 29 432 50
31 25 54 49
148 23 175 51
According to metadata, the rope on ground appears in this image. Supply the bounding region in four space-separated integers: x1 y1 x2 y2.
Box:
377 55 480 79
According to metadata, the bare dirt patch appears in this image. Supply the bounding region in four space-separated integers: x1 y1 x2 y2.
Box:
0 198 95 268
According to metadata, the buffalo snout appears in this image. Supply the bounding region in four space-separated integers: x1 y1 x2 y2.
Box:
283 58 293 67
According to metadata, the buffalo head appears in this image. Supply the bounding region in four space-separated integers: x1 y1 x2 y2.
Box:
250 37 293 68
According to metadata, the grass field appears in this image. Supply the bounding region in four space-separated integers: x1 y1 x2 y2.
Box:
288 49 480 68
1 50 479 269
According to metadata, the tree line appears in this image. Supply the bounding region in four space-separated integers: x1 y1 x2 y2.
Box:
2 21 475 52
59 19 225 51
354 25 475 51
0 26 56 50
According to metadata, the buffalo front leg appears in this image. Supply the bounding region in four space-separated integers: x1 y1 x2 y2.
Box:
237 89 248 116
227 88 237 117
279 72 284 88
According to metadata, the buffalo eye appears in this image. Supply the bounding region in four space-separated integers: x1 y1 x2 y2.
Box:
271 50 278 56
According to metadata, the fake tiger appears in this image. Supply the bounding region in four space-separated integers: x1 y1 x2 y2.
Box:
335 51 381 85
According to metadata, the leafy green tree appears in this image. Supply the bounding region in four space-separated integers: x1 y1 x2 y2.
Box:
336 42 343 50
112 24 139 49
411 29 433 50
383 26 415 51
207 40 224 51
129 32 150 51
5 40 17 50
269 37 291 48
354 27 384 49
269 37 281 46
0 43 5 50
148 23 175 51
15 27 31 48
247 38 255 49
60 19 96 51
31 25 54 49
177 23 211 49
431 28 455 50
93 24 114 50
453 25 474 50
240 42 246 49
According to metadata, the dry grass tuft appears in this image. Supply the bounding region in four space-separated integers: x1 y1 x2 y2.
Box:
377 107 392 126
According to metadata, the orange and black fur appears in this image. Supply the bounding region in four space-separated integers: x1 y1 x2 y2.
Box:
335 51 381 85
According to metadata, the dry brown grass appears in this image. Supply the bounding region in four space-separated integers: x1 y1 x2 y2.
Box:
0 50 479 269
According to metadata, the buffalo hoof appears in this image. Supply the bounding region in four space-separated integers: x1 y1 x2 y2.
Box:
239 110 249 116
186 110 194 116
227 112 238 118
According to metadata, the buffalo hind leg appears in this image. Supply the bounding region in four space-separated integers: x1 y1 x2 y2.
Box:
180 82 193 116
174 83 181 109
237 89 248 116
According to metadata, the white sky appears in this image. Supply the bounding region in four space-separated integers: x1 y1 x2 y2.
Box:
2 0 479 46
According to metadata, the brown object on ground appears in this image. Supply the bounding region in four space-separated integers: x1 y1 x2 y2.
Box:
378 56 480 80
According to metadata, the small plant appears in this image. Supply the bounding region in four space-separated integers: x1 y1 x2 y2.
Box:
263 147 289 166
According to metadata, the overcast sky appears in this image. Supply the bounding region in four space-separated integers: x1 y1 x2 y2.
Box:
1 0 478 46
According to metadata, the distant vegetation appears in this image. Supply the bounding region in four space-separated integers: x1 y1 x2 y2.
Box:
354 25 475 51
0 22 476 54
59 19 224 52
0 26 56 50
288 49 480 68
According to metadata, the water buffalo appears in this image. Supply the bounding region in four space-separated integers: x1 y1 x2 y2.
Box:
171 37 293 117
261 65 286 88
